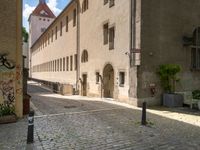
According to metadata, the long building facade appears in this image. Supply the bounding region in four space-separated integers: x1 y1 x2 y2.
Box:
30 0 200 106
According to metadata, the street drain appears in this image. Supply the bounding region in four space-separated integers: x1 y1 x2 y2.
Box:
64 105 77 109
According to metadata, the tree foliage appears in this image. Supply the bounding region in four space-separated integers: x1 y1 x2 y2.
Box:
22 27 29 43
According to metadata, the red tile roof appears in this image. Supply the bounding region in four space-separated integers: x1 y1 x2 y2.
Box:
31 2 56 18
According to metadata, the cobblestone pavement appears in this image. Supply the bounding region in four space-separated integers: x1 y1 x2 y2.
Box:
26 82 200 150
0 118 27 150
1 83 199 150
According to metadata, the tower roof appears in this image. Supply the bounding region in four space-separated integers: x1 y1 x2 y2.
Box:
29 0 56 19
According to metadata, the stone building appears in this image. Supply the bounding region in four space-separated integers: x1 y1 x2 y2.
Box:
30 0 200 106
0 0 23 117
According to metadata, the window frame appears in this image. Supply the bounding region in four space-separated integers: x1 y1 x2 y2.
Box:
109 26 115 50
73 9 77 27
103 23 109 45
119 71 125 87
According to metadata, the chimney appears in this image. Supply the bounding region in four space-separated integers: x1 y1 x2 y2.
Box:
39 0 46 4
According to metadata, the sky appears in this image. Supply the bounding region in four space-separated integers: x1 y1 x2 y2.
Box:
23 0 70 32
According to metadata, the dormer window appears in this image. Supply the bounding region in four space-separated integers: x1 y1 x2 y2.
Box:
40 10 48 16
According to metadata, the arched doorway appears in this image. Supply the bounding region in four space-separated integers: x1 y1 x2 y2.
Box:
103 64 114 98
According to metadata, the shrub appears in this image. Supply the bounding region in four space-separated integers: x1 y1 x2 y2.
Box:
157 64 181 93
0 104 15 117
192 90 200 99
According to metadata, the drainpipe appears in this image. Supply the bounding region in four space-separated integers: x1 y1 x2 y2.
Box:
130 0 135 55
98 75 104 98
75 0 80 93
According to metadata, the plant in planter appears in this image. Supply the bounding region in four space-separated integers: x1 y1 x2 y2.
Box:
0 104 17 124
192 90 200 110
157 64 183 107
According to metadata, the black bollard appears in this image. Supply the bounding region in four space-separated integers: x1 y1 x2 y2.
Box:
141 102 147 125
27 111 34 144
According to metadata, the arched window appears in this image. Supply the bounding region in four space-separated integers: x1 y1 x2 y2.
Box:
81 50 88 63
82 0 88 13
192 27 200 69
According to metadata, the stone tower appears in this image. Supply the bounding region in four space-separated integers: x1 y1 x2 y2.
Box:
28 0 56 47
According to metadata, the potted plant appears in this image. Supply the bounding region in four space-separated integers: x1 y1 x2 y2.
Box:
192 90 200 110
0 104 17 124
157 64 183 107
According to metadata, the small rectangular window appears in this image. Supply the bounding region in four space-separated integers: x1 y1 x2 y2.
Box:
63 57 65 71
109 0 115 7
60 21 62 36
119 72 125 86
96 72 100 84
48 33 50 44
57 59 59 71
70 55 73 71
60 58 62 71
73 9 76 27
109 26 115 50
55 26 58 40
66 16 68 32
74 54 77 70
54 60 56 72
103 23 109 45
51 30 54 42
66 56 69 71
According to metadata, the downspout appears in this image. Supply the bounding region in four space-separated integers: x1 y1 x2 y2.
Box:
75 0 80 93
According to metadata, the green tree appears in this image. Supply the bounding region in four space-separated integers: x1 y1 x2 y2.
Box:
22 27 29 43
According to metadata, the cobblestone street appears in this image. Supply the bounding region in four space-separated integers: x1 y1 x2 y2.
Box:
0 81 200 150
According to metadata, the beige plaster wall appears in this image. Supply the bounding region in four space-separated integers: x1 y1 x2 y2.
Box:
0 0 23 117
31 2 77 85
79 0 131 100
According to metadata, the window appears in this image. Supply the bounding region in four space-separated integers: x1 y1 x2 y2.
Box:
66 56 69 71
74 54 77 70
60 21 62 36
51 30 54 42
109 26 115 50
45 36 47 47
55 26 57 40
60 58 62 71
70 56 73 71
48 33 50 45
81 50 88 63
109 0 115 7
96 72 100 84
41 28 46 32
62 58 65 71
53 61 55 72
57 59 59 71
54 60 56 72
103 23 109 45
191 27 200 69
66 16 68 32
104 0 108 5
82 0 89 12
119 72 125 86
73 9 76 27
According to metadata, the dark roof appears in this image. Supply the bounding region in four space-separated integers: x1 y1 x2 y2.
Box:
30 2 56 19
